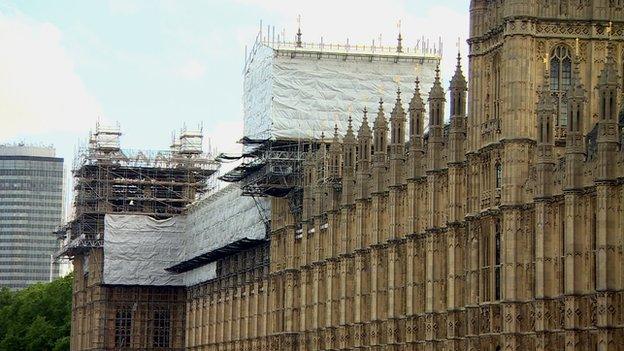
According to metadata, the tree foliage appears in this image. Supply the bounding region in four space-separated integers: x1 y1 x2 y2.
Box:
0 273 72 351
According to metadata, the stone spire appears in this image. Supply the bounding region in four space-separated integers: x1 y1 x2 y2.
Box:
372 98 389 193
342 115 357 205
428 64 446 115
427 63 446 171
373 98 389 164
597 41 620 122
302 140 317 221
342 115 357 178
389 87 406 186
448 53 467 164
535 65 555 198
357 107 373 173
328 124 342 180
389 87 406 157
449 52 468 110
397 32 403 53
595 41 621 180
409 78 425 141
563 51 587 188
407 78 425 179
356 107 372 200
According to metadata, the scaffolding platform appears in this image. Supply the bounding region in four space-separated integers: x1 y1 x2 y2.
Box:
55 124 220 258
218 139 309 197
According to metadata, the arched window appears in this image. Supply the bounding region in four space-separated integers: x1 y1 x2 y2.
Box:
492 54 502 124
495 163 502 189
494 219 502 301
550 45 573 126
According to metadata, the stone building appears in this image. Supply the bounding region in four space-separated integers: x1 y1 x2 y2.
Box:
67 1 624 350
185 2 624 350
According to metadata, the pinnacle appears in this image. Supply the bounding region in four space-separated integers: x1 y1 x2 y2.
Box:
450 53 467 91
409 77 424 110
429 63 445 100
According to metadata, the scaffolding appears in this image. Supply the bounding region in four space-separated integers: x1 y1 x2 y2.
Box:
218 139 310 197
56 123 220 258
218 138 316 228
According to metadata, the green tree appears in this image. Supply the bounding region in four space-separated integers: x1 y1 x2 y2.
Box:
0 273 72 351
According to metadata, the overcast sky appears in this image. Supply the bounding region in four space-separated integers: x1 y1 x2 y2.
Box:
0 0 469 166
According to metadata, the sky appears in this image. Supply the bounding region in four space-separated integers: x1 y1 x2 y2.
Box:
0 0 469 168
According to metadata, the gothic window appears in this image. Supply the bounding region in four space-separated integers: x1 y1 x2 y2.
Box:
495 163 502 189
492 54 502 125
559 202 566 294
494 219 502 301
152 308 171 348
550 45 573 126
481 229 491 302
610 0 624 9
591 200 597 291
115 307 133 348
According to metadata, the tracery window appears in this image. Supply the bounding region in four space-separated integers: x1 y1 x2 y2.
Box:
152 308 171 348
494 219 502 301
482 233 490 302
115 307 132 348
495 163 502 189
550 45 573 127
492 54 502 126
559 202 566 295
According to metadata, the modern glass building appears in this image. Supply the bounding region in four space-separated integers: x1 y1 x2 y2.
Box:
0 144 64 290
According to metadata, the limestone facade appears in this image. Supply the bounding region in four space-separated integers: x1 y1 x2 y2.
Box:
184 2 624 350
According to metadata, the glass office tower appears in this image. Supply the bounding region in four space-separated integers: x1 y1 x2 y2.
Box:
0 144 64 290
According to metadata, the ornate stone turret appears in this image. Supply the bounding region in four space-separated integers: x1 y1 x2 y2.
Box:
447 53 467 224
564 54 586 190
448 53 467 164
595 41 621 181
373 98 389 163
372 98 388 193
390 87 406 157
342 116 357 205
314 132 327 217
356 108 372 200
427 64 446 171
327 125 342 211
328 124 342 180
407 78 425 179
535 67 555 199
302 147 317 221
389 87 407 187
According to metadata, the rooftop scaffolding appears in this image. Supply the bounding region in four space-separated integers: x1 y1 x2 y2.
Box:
218 139 309 198
55 123 220 258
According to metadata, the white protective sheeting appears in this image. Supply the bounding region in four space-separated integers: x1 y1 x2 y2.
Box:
101 185 269 287
103 215 185 286
243 44 439 141
183 262 217 286
184 185 269 261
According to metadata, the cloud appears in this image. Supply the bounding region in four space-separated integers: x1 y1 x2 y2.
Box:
176 59 207 80
0 12 103 140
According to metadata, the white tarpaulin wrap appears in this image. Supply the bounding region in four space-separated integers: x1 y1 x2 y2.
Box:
103 215 185 286
184 185 269 261
183 262 217 286
244 44 439 141
101 186 269 287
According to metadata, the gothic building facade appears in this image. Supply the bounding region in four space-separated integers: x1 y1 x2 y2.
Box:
183 2 624 350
